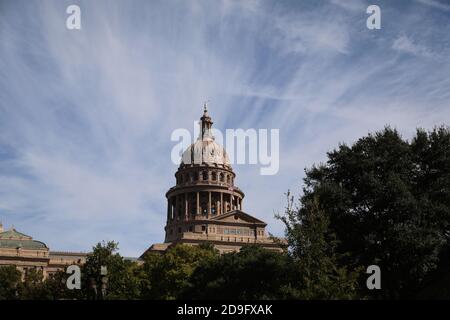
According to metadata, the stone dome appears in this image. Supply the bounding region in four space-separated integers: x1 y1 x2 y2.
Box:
0 228 48 250
181 138 230 166
180 103 231 167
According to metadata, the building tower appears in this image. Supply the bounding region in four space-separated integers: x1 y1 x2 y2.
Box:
143 104 280 254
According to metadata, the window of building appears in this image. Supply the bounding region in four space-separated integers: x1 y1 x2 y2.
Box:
201 225 206 232
201 202 207 215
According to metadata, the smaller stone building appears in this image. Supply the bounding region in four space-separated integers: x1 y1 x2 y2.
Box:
0 222 87 278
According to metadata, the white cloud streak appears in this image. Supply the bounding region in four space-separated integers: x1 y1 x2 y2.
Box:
0 0 449 256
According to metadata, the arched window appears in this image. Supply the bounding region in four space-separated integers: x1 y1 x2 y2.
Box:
212 172 217 181
227 175 230 184
202 171 208 181
194 172 199 181
220 173 224 182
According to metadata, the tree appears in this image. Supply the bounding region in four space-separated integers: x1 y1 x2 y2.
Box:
140 243 219 299
41 270 82 300
183 245 297 300
81 241 140 299
277 195 360 299
300 126 450 298
0 265 21 299
17 267 47 299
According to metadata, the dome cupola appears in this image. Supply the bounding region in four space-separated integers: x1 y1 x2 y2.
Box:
180 103 231 167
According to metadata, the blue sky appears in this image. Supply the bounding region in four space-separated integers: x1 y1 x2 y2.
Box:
1 0 450 256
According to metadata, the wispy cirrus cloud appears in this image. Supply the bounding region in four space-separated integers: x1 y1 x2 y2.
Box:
415 0 450 12
392 35 433 57
0 0 449 256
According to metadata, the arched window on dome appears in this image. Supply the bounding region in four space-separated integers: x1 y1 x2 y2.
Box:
219 172 224 182
212 172 217 181
194 172 199 181
202 171 208 181
226 175 230 184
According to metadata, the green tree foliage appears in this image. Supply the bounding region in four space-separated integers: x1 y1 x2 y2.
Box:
81 241 141 299
140 243 219 299
182 245 296 299
300 126 450 298
17 268 45 299
0 265 21 299
41 270 82 300
277 195 360 299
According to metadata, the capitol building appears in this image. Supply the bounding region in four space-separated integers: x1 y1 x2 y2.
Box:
0 105 281 276
143 105 280 255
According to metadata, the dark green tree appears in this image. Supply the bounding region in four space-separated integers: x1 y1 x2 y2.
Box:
277 195 360 299
81 241 140 299
183 245 297 300
300 126 450 298
40 270 83 300
0 265 21 299
17 267 47 299
140 243 219 299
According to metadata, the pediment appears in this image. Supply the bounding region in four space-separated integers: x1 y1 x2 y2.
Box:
209 210 266 225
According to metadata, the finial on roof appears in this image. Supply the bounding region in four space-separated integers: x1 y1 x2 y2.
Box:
199 100 213 140
203 99 211 114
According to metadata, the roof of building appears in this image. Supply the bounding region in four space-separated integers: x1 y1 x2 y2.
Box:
49 251 89 257
0 228 32 240
0 228 48 250
209 209 267 225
